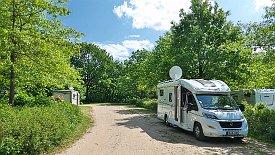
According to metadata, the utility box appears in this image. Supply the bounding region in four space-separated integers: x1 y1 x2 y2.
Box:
231 89 275 109
53 90 80 106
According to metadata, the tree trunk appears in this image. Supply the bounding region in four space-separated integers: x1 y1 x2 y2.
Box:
9 52 16 106
9 0 16 106
85 85 90 102
198 44 203 79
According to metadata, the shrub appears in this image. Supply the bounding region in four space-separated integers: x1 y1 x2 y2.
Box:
128 98 157 112
0 102 86 155
243 102 275 142
13 93 33 107
13 93 54 107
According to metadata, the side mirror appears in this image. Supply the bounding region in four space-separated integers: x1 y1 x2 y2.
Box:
187 103 193 111
238 104 245 111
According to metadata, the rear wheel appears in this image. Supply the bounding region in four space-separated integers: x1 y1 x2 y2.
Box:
164 115 170 126
193 123 205 141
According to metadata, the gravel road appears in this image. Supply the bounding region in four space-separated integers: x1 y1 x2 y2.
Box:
57 104 274 155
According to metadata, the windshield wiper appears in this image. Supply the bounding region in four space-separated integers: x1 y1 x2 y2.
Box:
203 107 218 110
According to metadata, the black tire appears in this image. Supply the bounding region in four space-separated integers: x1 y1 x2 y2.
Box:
234 137 244 141
193 123 206 141
164 115 170 126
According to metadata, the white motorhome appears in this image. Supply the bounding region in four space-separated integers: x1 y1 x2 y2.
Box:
231 89 275 109
157 66 248 140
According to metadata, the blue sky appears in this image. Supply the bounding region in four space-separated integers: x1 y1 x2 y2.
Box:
61 0 273 61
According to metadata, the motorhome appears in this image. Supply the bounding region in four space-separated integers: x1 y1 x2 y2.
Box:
157 66 248 140
231 89 275 109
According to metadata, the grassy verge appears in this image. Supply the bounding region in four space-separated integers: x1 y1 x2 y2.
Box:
0 102 93 155
50 105 92 154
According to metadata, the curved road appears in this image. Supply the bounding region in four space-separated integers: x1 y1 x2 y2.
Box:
57 104 273 155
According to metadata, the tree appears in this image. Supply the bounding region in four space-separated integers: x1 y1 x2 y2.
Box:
171 0 246 82
123 49 152 99
242 1 275 88
71 43 123 102
0 0 81 105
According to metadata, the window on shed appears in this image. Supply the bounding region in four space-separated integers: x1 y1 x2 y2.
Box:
169 93 172 102
160 89 164 96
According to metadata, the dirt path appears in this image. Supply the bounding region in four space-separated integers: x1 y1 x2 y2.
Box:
57 104 273 155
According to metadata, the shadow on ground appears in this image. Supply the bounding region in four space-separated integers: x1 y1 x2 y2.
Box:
114 108 258 155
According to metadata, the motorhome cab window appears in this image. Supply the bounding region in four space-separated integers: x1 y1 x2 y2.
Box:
196 94 238 110
169 93 172 102
160 89 164 96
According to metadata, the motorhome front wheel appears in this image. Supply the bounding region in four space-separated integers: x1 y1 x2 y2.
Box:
194 123 205 141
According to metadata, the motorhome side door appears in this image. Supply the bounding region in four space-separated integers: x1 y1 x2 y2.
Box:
180 88 188 124
177 86 181 123
174 86 178 121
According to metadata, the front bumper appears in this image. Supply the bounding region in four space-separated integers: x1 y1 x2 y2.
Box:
201 119 248 137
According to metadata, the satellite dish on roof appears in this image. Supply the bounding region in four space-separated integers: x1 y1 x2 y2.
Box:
169 66 182 80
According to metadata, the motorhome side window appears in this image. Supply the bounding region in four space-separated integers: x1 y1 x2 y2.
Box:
159 89 164 96
169 93 172 102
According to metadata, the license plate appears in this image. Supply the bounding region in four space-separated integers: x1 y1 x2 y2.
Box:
226 131 239 136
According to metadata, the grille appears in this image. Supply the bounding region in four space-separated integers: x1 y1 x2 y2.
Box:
219 122 242 128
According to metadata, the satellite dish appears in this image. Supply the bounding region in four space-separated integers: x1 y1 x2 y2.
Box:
169 66 182 80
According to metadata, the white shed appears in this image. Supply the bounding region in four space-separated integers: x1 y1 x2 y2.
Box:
53 90 80 106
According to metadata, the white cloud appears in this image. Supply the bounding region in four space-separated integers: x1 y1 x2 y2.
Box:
254 0 273 11
122 40 154 50
128 34 140 38
96 40 154 61
113 0 191 31
96 43 129 61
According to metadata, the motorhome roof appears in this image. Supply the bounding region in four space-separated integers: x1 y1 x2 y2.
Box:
158 79 231 94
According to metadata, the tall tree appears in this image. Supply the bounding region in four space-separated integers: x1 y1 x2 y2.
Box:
71 43 122 102
124 49 152 98
242 1 275 88
0 0 81 105
171 0 245 81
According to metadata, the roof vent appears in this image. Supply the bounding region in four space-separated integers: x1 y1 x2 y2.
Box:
195 79 216 87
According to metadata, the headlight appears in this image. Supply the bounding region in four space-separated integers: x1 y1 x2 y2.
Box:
203 112 218 119
240 114 244 119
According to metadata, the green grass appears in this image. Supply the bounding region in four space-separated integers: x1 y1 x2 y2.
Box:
50 105 93 154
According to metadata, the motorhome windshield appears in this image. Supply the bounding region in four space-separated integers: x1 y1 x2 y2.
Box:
196 94 238 110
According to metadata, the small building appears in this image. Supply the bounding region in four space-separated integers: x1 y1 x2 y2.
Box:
53 89 80 106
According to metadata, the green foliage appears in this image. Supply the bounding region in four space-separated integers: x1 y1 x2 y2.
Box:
171 0 245 80
122 49 158 99
241 2 275 89
128 99 157 112
0 102 86 155
243 102 275 142
0 0 82 105
114 0 275 101
71 43 124 102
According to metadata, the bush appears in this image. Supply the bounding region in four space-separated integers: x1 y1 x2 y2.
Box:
13 93 54 107
243 102 275 142
128 98 157 112
0 102 86 155
13 93 33 107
